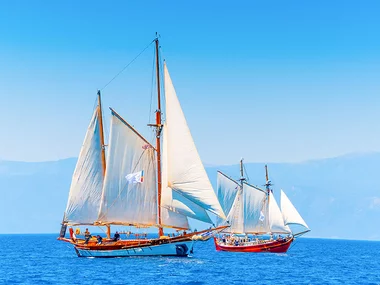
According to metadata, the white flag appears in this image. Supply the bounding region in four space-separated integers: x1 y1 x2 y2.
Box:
125 170 144 184
259 211 265 222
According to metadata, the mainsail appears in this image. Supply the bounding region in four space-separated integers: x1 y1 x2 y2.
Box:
242 183 268 233
65 108 104 224
280 189 310 234
97 109 157 226
160 63 226 221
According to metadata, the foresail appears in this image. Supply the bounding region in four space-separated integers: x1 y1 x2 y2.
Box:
243 183 269 233
97 109 157 226
161 122 212 223
161 207 189 230
215 171 240 226
65 108 104 224
281 190 310 231
223 190 244 233
161 187 212 223
163 64 226 219
268 192 291 234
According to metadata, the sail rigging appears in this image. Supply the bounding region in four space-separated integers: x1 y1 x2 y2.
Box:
63 37 226 233
216 162 308 235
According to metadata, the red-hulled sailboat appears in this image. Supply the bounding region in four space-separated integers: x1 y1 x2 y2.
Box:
213 159 310 253
58 36 227 257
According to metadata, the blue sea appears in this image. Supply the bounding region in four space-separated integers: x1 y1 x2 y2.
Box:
1 235 379 284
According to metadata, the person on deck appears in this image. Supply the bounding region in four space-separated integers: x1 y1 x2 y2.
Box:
96 235 103 245
113 231 121 241
84 228 91 244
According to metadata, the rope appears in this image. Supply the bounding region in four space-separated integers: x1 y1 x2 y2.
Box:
100 39 155 91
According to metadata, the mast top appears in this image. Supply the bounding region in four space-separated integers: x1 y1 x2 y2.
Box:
239 158 246 184
264 164 272 193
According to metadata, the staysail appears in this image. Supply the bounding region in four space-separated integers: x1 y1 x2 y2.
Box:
97 109 157 226
65 107 104 224
215 171 240 227
268 191 291 234
161 63 226 220
280 190 310 233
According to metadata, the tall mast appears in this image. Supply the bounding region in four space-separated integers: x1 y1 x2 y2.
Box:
239 158 246 186
265 165 272 194
155 37 164 237
97 90 106 177
97 90 109 238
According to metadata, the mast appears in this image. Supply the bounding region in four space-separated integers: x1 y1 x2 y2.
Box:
239 158 246 186
97 90 109 238
97 90 106 177
264 165 272 194
155 36 164 237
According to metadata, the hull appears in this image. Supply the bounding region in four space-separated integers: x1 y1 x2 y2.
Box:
214 237 293 253
58 226 228 258
74 240 194 257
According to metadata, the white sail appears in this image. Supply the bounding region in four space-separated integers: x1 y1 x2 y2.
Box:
215 171 240 226
97 110 157 226
281 190 310 231
223 190 244 233
268 191 291 234
65 108 104 224
243 183 269 233
163 63 226 219
161 207 189 230
161 122 212 224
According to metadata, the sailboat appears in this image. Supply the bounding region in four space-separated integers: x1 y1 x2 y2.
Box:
213 159 310 253
58 37 227 257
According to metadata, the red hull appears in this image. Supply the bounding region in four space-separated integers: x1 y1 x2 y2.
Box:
214 237 293 253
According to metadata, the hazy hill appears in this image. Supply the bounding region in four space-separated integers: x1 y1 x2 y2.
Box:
1 153 380 240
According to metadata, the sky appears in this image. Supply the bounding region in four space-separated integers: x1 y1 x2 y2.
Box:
0 0 380 165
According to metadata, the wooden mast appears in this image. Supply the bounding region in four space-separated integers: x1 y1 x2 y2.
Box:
239 158 245 186
265 165 271 194
97 90 106 176
97 90 110 239
155 37 164 237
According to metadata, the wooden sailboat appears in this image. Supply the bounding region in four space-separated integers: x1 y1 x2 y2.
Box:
213 159 310 253
58 37 227 257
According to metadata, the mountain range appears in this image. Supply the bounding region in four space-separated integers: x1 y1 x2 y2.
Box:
1 153 379 240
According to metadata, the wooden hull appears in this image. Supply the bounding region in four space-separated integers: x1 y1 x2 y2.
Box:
58 226 228 258
214 237 293 253
74 240 194 257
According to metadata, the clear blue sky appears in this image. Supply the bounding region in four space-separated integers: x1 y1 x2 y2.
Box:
0 0 379 165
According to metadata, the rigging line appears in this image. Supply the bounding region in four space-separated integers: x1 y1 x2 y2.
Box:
100 39 155 91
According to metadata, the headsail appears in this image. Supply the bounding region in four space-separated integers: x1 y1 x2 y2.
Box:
161 207 189 230
215 171 240 226
280 190 310 234
268 191 291 234
162 63 226 220
65 107 104 224
97 109 157 226
223 190 244 233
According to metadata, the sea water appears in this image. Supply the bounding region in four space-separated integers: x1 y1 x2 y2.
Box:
0 234 379 284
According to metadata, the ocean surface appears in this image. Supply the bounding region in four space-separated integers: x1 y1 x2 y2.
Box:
0 234 379 285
